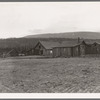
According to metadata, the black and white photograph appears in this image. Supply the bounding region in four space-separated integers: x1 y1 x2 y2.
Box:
0 1 100 94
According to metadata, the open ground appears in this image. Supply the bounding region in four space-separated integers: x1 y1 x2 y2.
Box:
0 56 100 93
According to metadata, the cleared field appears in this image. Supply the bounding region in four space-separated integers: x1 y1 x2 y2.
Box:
0 56 100 92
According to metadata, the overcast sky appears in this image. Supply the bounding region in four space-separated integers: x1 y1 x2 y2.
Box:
0 2 100 38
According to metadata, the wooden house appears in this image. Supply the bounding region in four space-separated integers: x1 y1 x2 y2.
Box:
85 41 100 55
33 39 100 58
52 41 86 57
52 40 100 57
33 41 62 57
33 40 82 57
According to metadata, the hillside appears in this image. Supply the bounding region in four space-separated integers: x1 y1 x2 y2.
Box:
25 31 100 39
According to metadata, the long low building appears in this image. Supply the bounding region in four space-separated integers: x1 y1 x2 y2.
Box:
53 41 89 57
33 41 59 57
33 40 100 57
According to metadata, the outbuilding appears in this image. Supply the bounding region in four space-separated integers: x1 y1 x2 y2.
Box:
33 41 62 57
33 39 100 58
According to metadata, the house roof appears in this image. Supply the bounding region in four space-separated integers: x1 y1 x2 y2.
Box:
39 40 80 49
38 40 100 49
39 41 62 49
55 41 80 48
84 40 100 45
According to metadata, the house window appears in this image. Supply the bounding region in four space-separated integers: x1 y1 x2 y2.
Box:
39 45 41 49
50 50 53 54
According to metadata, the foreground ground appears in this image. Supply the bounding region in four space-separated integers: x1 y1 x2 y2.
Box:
0 56 100 93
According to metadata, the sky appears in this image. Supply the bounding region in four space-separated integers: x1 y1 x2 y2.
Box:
0 2 100 38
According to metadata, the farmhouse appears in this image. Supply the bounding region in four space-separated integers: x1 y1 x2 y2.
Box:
33 40 100 57
53 40 86 57
53 40 100 57
33 41 62 57
33 40 81 57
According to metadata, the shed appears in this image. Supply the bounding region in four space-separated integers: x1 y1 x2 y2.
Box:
33 40 100 58
53 41 82 57
34 41 62 57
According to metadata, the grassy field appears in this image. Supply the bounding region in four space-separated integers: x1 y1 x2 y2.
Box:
0 56 100 93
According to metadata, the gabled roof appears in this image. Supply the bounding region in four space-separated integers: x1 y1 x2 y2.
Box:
85 40 100 45
38 40 100 50
53 41 80 48
39 40 80 49
39 41 62 49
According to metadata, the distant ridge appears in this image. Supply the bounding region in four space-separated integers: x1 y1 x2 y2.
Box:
24 31 100 39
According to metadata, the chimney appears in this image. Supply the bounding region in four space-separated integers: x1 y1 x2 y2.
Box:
78 37 80 43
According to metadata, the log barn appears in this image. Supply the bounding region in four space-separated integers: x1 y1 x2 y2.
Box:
53 41 86 57
85 41 100 55
33 40 100 57
33 41 62 57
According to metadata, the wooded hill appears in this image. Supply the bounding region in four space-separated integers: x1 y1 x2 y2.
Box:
25 31 100 39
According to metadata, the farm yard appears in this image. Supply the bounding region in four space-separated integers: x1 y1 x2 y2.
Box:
0 56 100 92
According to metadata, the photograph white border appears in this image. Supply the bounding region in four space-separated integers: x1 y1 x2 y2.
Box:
0 1 99 98
0 93 99 99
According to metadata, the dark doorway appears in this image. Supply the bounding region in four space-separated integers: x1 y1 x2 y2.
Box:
34 49 39 55
40 50 43 55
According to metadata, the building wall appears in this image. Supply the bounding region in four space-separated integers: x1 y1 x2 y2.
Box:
72 46 80 57
62 48 72 57
53 43 86 58
34 42 53 57
33 41 100 57
46 49 53 57
34 42 46 56
53 47 72 57
80 44 86 56
96 44 100 54
85 45 91 54
53 48 60 57
79 42 100 56
85 44 100 54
